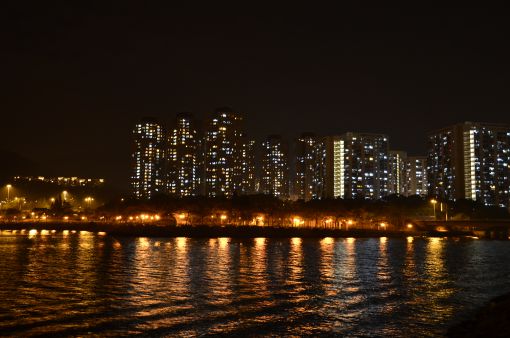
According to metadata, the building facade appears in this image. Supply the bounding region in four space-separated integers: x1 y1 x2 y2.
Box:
405 156 428 196
131 118 166 199
388 150 407 196
427 127 456 200
427 122 510 206
204 108 245 197
311 133 389 200
295 133 316 201
312 136 345 199
240 137 257 194
343 132 389 199
167 113 201 197
261 135 289 198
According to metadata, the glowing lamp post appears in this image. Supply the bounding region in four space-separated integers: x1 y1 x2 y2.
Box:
178 213 187 225
292 217 303 227
84 197 94 209
346 219 354 230
440 202 448 221
6 184 12 202
14 197 22 210
430 199 437 219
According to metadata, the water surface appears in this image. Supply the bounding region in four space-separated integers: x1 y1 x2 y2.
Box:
1 232 509 336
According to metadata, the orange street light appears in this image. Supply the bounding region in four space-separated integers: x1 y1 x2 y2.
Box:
430 199 437 219
6 184 12 201
84 197 94 208
345 219 354 230
255 215 264 226
292 217 303 227
439 201 449 221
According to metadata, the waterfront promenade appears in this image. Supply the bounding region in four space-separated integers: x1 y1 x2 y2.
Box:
1 220 505 239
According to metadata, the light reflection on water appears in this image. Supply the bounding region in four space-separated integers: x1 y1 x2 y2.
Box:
1 234 510 336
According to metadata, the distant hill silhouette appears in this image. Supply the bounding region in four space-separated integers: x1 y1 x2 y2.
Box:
0 149 124 200
0 150 41 184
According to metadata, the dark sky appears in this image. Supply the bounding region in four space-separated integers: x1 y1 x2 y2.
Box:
1 4 510 189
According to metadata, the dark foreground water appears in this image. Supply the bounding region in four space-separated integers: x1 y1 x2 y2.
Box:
1 232 510 337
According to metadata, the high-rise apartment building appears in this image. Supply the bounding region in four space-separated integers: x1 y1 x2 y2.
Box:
261 135 289 198
295 133 316 201
240 137 257 194
131 118 166 199
311 133 389 200
167 113 201 197
204 108 245 197
388 150 407 196
427 127 456 200
427 122 510 206
405 156 428 197
343 132 389 199
387 151 428 197
312 136 345 199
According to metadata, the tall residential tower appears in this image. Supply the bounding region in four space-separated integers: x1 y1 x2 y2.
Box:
204 108 245 197
388 150 407 196
427 122 510 206
261 135 289 199
343 132 389 199
312 136 345 199
405 156 428 196
167 113 201 197
131 118 166 199
295 133 316 201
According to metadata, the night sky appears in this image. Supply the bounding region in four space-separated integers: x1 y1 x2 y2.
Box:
2 4 510 190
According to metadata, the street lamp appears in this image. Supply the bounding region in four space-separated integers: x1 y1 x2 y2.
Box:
430 199 437 219
440 202 448 221
62 190 68 202
6 184 12 201
84 197 94 209
14 197 22 210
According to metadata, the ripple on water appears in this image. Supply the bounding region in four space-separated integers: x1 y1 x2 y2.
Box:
0 235 510 336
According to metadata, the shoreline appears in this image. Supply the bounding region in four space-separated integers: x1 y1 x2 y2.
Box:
0 222 480 239
448 292 510 337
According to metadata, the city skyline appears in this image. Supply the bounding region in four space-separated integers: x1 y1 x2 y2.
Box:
130 112 510 207
4 107 509 208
